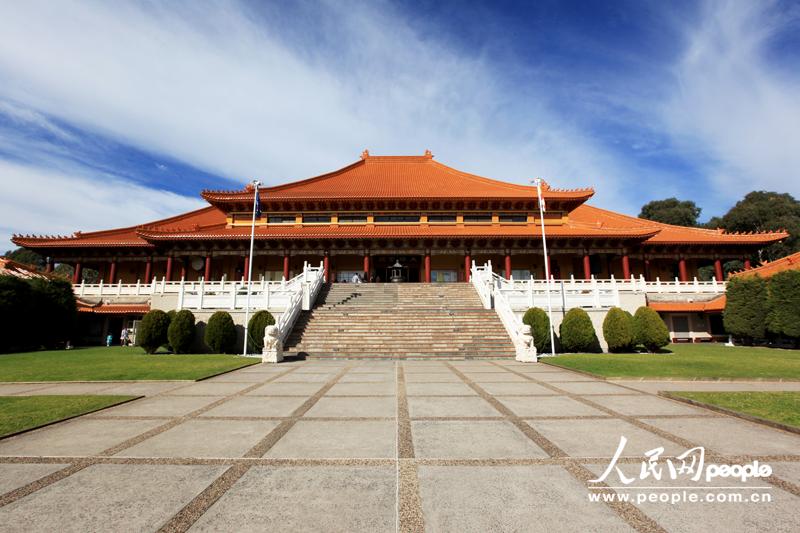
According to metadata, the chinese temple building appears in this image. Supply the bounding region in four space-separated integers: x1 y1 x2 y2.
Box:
12 150 788 286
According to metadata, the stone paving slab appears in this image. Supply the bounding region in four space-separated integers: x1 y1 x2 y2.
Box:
116 419 280 458
18 383 119 395
418 465 633 533
94 395 224 417
0 464 226 533
339 372 394 382
404 372 463 383
305 396 396 418
0 384 52 395
588 394 711 416
405 382 477 396
552 381 640 395
189 466 396 532
327 382 397 396
199 396 308 418
412 420 548 459
478 381 559 396
264 420 396 459
641 417 800 456
408 396 501 418
615 380 800 393
164 381 254 396
0 418 164 457
0 463 68 495
497 395 608 417
770 462 800 486
245 381 323 396
530 418 687 457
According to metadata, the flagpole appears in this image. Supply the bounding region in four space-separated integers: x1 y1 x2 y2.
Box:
534 178 557 357
242 180 260 356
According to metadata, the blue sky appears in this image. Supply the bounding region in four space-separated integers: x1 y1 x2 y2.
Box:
0 0 799 249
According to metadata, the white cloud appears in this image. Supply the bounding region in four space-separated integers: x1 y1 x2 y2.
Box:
662 0 800 200
0 0 639 214
0 160 203 251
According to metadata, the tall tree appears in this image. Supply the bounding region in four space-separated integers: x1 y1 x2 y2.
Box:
639 198 701 227
3 248 45 270
712 191 800 261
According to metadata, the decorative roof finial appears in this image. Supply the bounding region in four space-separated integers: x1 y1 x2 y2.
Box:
424 149 432 158
361 149 370 160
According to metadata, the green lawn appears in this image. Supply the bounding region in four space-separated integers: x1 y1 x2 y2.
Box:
0 346 259 381
668 391 800 429
0 395 138 437
545 344 800 380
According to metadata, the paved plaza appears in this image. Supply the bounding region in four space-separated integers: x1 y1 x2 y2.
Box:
1 360 799 532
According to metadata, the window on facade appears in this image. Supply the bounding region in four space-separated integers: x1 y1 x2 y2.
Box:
499 213 527 223
427 214 457 223
303 214 332 223
267 215 296 224
374 215 420 223
463 213 492 223
338 214 368 223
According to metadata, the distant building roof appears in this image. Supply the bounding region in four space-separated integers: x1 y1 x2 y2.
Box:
0 258 53 280
731 251 800 279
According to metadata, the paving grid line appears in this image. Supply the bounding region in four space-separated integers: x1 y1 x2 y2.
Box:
396 363 425 533
0 362 307 509
445 362 668 533
156 363 355 533
4 453 798 468
495 362 800 499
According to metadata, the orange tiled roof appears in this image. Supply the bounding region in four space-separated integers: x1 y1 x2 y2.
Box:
0 258 55 279
569 205 788 245
202 152 595 202
731 251 800 278
649 295 726 313
76 301 150 314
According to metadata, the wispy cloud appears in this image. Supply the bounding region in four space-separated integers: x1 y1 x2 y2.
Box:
661 0 800 201
0 159 203 251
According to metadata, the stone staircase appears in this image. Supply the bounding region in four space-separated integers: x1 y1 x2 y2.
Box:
283 283 516 359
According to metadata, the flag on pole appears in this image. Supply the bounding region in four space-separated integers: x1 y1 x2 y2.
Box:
254 185 262 218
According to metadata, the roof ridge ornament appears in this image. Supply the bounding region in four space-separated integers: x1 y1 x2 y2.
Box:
424 149 433 158
361 149 370 160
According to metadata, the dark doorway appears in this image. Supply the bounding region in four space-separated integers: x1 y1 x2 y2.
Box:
372 255 422 282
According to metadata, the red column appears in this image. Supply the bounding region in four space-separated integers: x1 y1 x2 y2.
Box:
714 259 723 281
108 260 117 284
44 258 53 274
582 253 591 280
464 253 471 282
165 256 173 281
144 257 152 282
323 254 330 282
744 259 752 270
622 254 631 279
72 262 82 284
243 255 250 281
204 255 212 281
363 253 370 277
504 252 512 279
678 258 688 282
644 258 651 281
180 259 187 280
424 253 431 283
283 253 290 279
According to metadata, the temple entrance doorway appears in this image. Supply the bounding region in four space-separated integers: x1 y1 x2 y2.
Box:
372 254 422 282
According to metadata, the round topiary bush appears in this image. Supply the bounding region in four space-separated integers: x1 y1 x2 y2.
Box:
205 311 237 354
724 276 767 342
167 309 196 354
559 308 601 353
522 307 552 353
602 307 635 352
632 306 670 352
247 310 276 352
137 309 170 354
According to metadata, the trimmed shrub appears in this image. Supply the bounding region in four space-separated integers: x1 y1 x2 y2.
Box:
559 308 601 353
632 306 670 352
522 307 551 353
247 310 276 352
766 270 800 340
205 311 237 354
137 310 171 354
603 307 635 352
167 310 196 354
0 276 34 352
1 276 77 352
29 278 77 348
724 276 768 342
